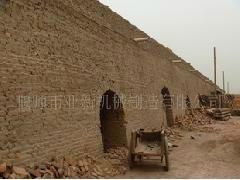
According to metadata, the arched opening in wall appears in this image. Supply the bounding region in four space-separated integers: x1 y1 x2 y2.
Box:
100 90 127 152
185 95 193 115
186 95 192 109
161 87 174 127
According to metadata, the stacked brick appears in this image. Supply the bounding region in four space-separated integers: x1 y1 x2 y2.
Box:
0 147 128 178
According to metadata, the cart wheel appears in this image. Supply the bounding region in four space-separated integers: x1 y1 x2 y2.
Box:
138 155 143 162
128 132 136 169
128 152 135 169
163 136 169 171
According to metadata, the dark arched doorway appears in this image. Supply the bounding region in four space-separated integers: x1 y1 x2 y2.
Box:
100 90 127 152
186 95 191 109
185 95 193 115
161 87 174 127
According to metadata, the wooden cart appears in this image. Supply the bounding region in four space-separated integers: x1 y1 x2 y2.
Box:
128 129 169 171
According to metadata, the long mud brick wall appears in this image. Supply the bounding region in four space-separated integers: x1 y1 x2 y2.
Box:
0 0 215 165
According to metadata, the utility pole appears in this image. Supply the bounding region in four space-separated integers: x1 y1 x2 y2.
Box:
214 47 217 94
227 82 230 94
222 71 225 92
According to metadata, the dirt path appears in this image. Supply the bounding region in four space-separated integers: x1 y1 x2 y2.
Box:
118 117 240 179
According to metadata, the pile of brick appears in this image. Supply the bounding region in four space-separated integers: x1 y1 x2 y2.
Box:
165 128 183 139
0 163 30 179
174 109 215 130
104 147 128 175
0 147 129 179
165 128 183 148
231 109 240 116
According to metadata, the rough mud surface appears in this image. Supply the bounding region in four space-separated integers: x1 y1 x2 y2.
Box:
118 116 240 178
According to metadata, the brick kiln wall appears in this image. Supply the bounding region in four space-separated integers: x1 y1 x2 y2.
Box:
0 0 215 165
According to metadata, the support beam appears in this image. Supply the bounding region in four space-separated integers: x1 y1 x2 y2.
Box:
133 37 149 42
172 60 182 63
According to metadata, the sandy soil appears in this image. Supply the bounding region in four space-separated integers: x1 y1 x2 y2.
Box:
118 116 240 179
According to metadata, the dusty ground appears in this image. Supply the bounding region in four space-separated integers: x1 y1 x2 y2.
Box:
118 116 240 179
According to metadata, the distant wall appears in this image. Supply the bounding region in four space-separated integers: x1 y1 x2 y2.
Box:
0 0 215 165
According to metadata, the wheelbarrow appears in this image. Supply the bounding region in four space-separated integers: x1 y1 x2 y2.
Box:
128 128 169 171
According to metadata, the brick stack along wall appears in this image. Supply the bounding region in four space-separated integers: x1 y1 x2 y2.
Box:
0 0 215 165
233 95 240 109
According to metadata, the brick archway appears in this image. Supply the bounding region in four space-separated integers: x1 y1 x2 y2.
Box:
100 90 127 152
161 87 174 127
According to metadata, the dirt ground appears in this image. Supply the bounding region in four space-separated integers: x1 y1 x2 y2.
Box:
118 116 240 179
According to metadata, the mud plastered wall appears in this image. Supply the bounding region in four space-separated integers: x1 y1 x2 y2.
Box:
0 0 215 165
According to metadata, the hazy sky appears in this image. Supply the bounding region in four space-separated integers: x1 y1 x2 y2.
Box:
99 0 240 94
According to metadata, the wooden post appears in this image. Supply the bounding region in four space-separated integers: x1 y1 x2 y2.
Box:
227 82 230 94
221 71 225 108
214 47 217 94
222 71 225 92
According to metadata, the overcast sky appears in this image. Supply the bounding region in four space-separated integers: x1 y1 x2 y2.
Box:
99 0 240 94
